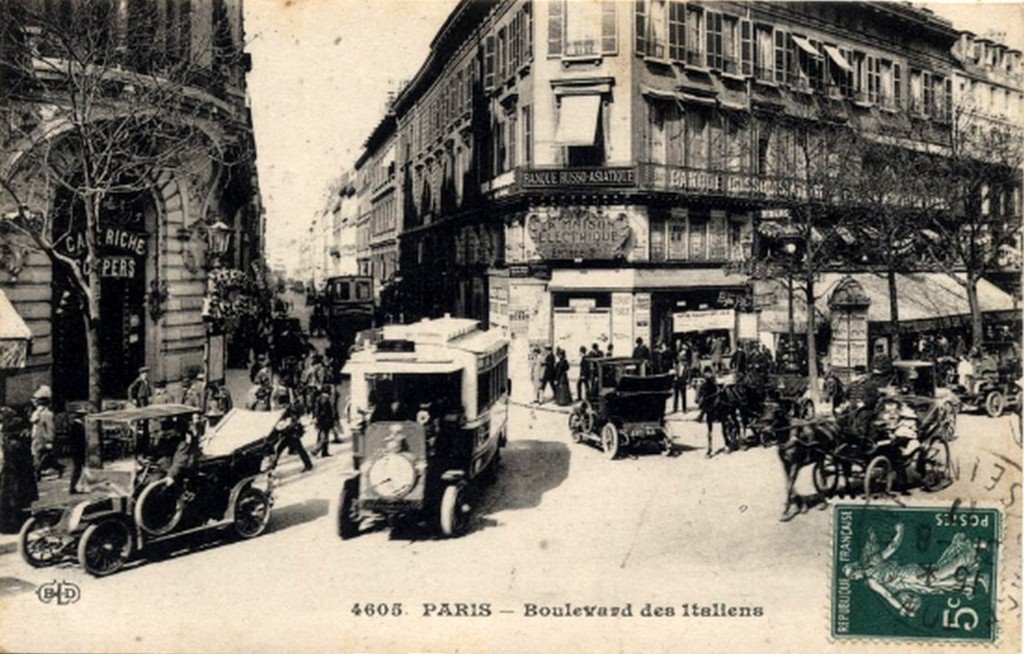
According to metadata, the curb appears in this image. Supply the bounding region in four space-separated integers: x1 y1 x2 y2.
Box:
509 399 573 415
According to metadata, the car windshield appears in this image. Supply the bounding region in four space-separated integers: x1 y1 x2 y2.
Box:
366 372 462 421
600 362 641 389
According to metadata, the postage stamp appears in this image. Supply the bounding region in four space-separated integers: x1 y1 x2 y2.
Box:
832 504 1000 642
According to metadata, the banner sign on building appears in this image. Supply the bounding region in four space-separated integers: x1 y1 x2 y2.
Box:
518 167 637 190
527 209 632 260
673 308 735 333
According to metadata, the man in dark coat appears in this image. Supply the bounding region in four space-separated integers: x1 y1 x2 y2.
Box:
632 338 652 371
68 412 88 494
0 409 38 533
127 366 152 407
540 346 556 403
312 385 335 457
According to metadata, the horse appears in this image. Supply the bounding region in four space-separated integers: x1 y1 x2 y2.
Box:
775 415 840 522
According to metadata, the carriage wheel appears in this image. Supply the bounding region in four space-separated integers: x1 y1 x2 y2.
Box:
985 390 1006 418
439 482 469 537
18 513 64 568
864 456 894 503
601 423 620 460
336 477 361 540
77 520 132 577
233 487 272 539
812 457 841 496
919 439 951 492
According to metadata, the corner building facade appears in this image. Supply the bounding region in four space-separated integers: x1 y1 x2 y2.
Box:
373 1 985 364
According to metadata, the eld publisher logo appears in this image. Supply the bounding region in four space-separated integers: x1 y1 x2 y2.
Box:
37 580 81 606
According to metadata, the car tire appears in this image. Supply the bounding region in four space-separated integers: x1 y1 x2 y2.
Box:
77 520 133 577
985 390 1006 418
18 512 63 568
439 482 469 537
233 486 272 539
601 423 620 460
337 477 360 540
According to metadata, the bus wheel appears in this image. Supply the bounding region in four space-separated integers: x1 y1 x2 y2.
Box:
439 482 469 537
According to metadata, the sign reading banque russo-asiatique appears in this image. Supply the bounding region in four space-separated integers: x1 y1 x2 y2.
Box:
527 209 632 260
518 166 637 189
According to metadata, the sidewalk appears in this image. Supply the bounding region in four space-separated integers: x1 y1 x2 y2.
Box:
0 415 346 558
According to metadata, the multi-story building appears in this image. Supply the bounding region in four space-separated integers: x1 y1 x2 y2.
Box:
354 113 400 304
351 1 1019 367
0 0 264 404
320 172 359 278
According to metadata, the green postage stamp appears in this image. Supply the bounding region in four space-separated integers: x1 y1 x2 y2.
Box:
832 504 1000 642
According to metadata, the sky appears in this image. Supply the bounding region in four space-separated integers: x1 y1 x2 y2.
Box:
243 0 1024 269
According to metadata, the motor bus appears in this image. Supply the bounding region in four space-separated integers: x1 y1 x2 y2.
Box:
324 275 375 362
336 316 509 538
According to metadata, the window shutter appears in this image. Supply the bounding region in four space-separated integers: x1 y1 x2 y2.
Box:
525 2 533 61
548 0 564 56
635 0 647 55
740 18 752 76
601 1 617 55
484 34 495 90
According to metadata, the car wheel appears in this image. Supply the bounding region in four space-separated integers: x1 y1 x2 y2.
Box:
336 477 361 540
601 423 620 460
864 456 894 504
77 520 132 577
18 513 64 568
568 412 584 442
439 482 469 537
233 486 272 539
985 390 1006 418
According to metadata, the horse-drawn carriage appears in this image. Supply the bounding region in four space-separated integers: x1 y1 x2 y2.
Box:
569 357 674 459
799 362 955 503
18 406 284 576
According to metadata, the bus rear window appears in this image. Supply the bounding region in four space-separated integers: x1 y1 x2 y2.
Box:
333 282 351 301
356 281 372 299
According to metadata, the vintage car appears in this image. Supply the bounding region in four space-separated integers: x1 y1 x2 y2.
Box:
953 364 1022 418
18 405 284 577
886 361 960 442
336 317 508 539
569 357 673 459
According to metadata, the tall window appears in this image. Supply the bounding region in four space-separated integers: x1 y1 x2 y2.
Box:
685 5 703 66
705 11 722 69
600 1 617 54
522 105 532 165
687 107 708 168
668 0 685 61
893 62 902 107
740 19 753 76
773 30 786 84
754 24 773 81
721 15 738 74
922 71 933 115
866 55 881 103
548 0 564 56
484 34 496 89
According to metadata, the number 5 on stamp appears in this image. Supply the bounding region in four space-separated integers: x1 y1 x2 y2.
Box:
832 504 999 642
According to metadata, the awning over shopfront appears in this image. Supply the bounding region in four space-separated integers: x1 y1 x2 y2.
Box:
0 287 32 369
549 268 747 292
754 272 1017 334
554 94 602 147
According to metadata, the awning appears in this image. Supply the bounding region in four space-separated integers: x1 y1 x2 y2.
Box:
822 45 853 73
754 273 1018 334
554 95 602 147
549 268 746 292
0 287 32 370
641 86 678 102
791 35 822 58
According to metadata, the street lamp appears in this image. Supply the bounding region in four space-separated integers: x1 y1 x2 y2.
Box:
782 239 799 372
206 220 232 269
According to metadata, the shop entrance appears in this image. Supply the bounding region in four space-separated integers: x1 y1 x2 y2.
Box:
51 189 153 402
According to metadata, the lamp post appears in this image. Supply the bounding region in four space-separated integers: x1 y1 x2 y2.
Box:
202 220 232 386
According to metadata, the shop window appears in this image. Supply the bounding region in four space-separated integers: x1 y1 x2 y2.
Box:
667 217 687 260
553 293 612 309
688 213 708 261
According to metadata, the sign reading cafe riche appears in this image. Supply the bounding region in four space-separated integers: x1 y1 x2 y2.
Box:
527 209 631 260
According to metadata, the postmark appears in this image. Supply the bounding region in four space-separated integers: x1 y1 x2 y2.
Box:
832 504 1000 642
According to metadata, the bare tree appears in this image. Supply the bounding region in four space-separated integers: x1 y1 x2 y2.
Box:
918 102 1023 350
0 0 239 408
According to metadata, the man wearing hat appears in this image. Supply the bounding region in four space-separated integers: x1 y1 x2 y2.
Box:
181 372 206 413
30 385 64 480
127 366 152 407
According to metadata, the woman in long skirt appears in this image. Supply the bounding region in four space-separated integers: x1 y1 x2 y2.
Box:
554 348 573 406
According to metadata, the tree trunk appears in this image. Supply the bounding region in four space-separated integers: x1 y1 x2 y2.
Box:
84 194 103 411
966 274 983 351
805 275 819 401
887 268 900 359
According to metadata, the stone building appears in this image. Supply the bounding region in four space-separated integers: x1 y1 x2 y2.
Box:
349 1 1020 370
0 0 264 405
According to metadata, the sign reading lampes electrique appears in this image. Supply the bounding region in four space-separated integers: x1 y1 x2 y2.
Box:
527 209 632 260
